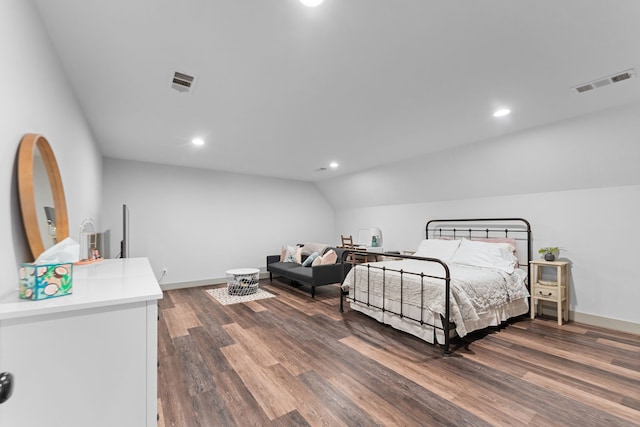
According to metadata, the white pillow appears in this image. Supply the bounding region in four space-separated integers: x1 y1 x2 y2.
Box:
413 239 461 262
450 239 517 273
311 255 323 266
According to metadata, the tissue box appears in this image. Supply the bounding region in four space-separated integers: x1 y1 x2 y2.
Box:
19 263 73 300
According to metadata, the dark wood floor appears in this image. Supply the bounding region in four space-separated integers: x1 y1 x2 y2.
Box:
157 279 640 426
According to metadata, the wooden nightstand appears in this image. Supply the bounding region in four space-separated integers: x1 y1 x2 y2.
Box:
530 259 570 325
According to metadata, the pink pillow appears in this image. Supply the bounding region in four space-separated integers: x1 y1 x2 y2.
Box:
475 238 519 266
321 249 337 265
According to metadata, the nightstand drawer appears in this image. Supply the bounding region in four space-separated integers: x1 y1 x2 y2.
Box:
533 284 565 300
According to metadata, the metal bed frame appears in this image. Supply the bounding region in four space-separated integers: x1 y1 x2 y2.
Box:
339 218 532 355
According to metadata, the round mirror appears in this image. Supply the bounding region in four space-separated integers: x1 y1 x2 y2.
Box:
17 134 69 260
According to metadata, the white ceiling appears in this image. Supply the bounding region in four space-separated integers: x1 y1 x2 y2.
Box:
34 0 640 182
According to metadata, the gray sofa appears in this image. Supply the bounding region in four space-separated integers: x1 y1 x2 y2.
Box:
266 245 351 297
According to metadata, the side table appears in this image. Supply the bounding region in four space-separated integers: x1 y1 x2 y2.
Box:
226 268 260 296
529 259 570 325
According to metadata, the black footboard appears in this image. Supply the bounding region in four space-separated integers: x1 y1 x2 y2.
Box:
339 251 454 355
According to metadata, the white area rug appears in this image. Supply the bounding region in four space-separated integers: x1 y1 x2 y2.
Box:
206 287 276 306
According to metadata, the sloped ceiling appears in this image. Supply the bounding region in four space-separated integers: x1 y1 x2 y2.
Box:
34 0 640 181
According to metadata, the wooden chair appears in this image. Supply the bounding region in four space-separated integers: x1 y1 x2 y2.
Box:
341 235 355 248
341 235 368 263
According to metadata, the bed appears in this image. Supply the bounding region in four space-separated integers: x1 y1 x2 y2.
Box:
339 218 532 355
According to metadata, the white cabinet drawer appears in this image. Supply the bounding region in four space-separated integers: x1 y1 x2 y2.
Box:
533 284 565 300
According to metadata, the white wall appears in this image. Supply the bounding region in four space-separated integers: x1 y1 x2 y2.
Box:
317 103 640 327
102 158 335 285
332 186 640 326
0 0 102 297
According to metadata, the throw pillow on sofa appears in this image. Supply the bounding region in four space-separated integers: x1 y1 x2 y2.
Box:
321 249 337 265
302 252 320 267
283 245 298 263
312 255 323 266
301 242 330 257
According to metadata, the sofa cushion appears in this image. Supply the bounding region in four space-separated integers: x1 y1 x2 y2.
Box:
267 262 300 274
284 266 315 284
311 255 323 266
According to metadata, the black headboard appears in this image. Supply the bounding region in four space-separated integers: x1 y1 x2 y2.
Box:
426 218 532 288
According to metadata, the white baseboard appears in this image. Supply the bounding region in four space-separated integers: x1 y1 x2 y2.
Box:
160 272 271 291
539 304 639 334
571 311 640 335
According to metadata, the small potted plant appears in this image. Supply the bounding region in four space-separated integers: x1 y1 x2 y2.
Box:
538 247 560 261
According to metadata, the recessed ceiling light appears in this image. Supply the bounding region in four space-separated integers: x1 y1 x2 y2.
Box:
329 161 339 168
192 138 205 146
493 108 511 117
300 0 324 7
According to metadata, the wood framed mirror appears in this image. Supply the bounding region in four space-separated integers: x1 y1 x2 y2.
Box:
17 134 69 260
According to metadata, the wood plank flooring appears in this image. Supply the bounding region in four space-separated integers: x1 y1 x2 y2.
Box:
158 279 640 426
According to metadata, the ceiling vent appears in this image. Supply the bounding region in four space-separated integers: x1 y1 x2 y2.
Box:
575 84 594 93
611 71 633 83
171 71 196 93
573 69 635 94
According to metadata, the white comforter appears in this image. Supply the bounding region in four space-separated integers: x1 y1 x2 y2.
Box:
342 259 529 337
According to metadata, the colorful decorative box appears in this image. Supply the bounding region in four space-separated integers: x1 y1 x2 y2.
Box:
19 263 73 300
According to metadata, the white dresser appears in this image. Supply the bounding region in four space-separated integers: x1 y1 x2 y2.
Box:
0 258 162 427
